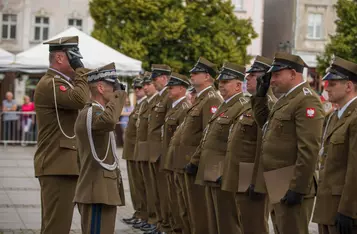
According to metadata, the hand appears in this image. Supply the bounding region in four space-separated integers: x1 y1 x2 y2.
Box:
66 47 84 70
114 79 126 91
335 213 354 234
280 189 304 206
246 184 265 200
256 72 271 97
216 176 222 185
184 163 198 175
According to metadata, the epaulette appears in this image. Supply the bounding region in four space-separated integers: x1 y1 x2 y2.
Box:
302 87 313 96
208 90 217 98
182 102 190 109
239 97 249 105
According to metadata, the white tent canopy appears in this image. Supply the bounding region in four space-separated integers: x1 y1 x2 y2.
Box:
9 27 142 76
0 48 14 66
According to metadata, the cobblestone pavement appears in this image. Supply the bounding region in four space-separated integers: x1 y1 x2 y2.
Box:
0 146 318 233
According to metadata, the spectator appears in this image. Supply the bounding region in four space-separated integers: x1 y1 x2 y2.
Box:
2 91 19 142
119 96 134 131
21 95 35 145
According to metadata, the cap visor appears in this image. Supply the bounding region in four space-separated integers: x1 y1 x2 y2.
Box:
267 65 288 73
322 72 347 81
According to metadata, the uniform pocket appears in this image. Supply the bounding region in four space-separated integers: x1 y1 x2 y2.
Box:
59 139 77 150
330 135 345 144
272 112 294 136
103 170 118 179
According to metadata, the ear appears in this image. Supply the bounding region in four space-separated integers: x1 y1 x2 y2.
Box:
291 69 297 79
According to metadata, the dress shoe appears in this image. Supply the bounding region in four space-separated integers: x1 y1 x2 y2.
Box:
122 216 136 224
141 224 157 232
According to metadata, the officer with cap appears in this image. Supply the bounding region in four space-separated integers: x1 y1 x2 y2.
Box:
34 36 89 233
312 57 357 234
133 74 160 232
161 73 191 233
180 57 223 234
192 62 248 234
222 56 275 234
145 64 173 234
122 77 148 225
252 52 324 234
73 62 126 233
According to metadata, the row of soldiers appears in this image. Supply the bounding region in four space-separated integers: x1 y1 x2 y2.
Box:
122 53 357 234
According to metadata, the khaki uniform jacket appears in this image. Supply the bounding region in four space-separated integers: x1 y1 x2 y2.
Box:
161 98 190 171
313 99 357 225
253 82 324 195
122 97 147 161
73 91 125 205
178 86 223 168
221 103 257 192
34 68 90 176
134 94 159 161
148 88 172 163
193 93 249 186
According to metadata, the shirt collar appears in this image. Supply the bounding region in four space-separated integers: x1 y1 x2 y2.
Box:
285 81 306 97
337 96 357 118
197 86 212 98
172 96 186 108
225 92 242 104
147 92 158 103
137 96 147 105
49 68 71 81
159 87 168 96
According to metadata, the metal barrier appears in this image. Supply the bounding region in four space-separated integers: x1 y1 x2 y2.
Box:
0 111 37 146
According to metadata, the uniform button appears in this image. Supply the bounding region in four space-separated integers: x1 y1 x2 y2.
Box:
72 146 75 149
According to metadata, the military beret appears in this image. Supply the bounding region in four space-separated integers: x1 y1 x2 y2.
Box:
246 56 273 73
217 62 245 81
142 71 153 84
189 57 218 78
323 56 357 81
43 36 79 52
150 64 172 79
167 72 190 88
133 77 143 88
86 62 118 84
268 52 307 73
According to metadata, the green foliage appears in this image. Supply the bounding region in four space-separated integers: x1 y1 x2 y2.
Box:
89 0 257 74
316 0 357 75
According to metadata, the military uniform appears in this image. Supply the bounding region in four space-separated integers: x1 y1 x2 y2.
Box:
74 63 126 233
180 57 223 234
252 53 324 234
313 57 357 234
161 73 191 233
34 36 89 234
122 78 148 222
221 56 274 234
134 74 159 227
190 63 246 234
146 64 173 232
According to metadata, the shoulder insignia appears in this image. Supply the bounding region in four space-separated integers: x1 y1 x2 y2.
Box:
267 94 273 102
239 97 249 105
306 108 316 118
303 87 313 96
208 91 216 98
182 102 190 109
59 85 67 92
54 75 60 78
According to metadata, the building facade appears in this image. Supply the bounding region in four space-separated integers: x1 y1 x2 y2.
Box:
233 0 264 58
262 0 337 80
0 0 94 53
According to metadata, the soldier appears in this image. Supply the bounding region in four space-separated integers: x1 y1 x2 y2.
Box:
222 56 274 234
73 62 126 233
161 73 191 233
182 57 223 234
252 52 324 234
312 57 357 234
133 73 159 232
34 36 89 234
122 77 148 225
146 64 173 234
193 62 248 234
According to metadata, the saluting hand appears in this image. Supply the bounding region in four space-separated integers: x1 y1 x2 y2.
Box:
256 72 271 97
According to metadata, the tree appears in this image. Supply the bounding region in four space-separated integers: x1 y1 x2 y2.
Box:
316 0 357 75
89 0 257 73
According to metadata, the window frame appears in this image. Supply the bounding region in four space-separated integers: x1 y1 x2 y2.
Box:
232 0 244 11
307 13 323 40
1 13 17 40
68 18 83 31
33 16 50 41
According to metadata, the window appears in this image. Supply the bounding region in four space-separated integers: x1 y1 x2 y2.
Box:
232 0 244 11
68 18 82 30
2 14 17 39
307 13 323 39
34 16 49 41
